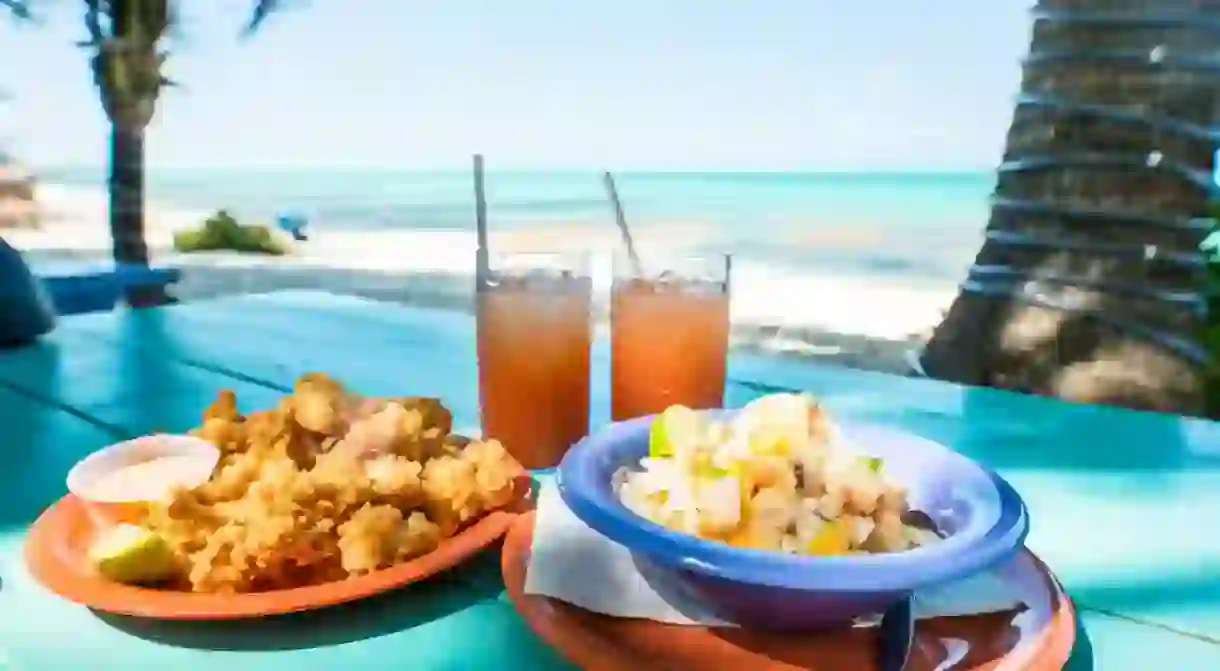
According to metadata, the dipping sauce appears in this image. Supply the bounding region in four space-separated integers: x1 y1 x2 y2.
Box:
80 454 215 503
67 435 221 525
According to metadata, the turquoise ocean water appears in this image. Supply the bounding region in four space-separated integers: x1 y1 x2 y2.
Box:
41 168 995 286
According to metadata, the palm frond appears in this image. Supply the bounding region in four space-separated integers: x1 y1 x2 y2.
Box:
244 0 290 37
81 0 104 46
1 0 31 21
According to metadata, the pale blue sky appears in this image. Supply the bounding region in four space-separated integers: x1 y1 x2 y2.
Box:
1 1 1034 170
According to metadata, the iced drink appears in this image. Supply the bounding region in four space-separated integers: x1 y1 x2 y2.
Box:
476 253 593 468
611 255 731 421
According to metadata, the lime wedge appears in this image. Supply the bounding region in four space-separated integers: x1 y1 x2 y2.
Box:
649 405 700 458
88 524 178 585
858 456 883 474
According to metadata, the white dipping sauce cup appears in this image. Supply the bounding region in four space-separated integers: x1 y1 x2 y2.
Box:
66 434 220 527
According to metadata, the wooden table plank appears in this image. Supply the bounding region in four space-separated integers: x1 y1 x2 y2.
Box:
1 290 1217 669
28 295 484 426
0 333 277 410
1067 609 1220 670
0 387 121 529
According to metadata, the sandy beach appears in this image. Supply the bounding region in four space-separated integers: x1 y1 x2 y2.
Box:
7 184 961 375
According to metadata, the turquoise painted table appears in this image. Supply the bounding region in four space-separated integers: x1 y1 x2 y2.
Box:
1 291 1218 670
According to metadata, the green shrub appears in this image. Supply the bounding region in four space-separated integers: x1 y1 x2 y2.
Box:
173 209 288 256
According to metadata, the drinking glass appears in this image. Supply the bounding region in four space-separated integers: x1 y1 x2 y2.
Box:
476 252 593 468
610 253 731 421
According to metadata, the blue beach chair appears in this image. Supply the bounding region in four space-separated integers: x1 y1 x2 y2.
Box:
34 260 181 316
276 212 310 242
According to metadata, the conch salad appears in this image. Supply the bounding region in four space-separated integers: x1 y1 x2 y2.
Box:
614 393 941 555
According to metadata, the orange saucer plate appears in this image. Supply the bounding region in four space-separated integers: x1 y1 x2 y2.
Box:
24 474 532 620
503 511 1076 671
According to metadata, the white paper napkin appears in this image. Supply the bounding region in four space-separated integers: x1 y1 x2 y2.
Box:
523 482 1026 626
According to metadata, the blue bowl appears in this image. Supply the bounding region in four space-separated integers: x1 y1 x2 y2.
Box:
557 413 1029 630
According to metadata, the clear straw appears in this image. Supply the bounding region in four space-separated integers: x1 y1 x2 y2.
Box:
474 154 489 283
602 171 643 276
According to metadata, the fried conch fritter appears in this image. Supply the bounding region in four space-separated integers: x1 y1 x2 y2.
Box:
135 374 518 594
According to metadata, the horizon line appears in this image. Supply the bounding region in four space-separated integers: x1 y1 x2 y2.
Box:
32 163 999 175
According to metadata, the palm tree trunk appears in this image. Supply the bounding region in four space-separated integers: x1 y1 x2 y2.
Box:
107 121 165 307
919 0 1216 416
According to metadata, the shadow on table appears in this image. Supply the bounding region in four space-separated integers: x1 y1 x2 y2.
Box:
1063 612 1095 670
953 386 1209 475
91 570 503 651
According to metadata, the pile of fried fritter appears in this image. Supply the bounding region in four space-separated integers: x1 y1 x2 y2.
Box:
141 373 519 594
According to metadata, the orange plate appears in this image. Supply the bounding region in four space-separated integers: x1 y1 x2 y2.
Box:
503 511 1076 671
24 474 532 620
